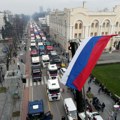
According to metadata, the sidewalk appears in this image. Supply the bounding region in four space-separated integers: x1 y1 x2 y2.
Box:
84 79 120 120
0 48 26 120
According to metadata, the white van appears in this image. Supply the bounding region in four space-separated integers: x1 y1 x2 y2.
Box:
64 98 77 120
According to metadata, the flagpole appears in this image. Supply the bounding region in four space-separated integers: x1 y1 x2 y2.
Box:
69 40 85 120
83 86 88 120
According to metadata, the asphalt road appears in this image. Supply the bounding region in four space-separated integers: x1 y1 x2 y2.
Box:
19 23 120 120
21 34 73 120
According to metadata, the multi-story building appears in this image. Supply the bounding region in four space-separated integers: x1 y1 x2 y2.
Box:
0 12 5 39
0 11 12 39
49 5 120 52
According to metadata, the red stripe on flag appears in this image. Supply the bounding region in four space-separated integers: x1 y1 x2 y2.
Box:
73 36 112 91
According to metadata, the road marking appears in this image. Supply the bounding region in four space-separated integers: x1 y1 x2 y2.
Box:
45 85 51 112
38 81 40 85
44 76 47 84
33 82 36 86
55 102 61 119
41 79 44 85
26 78 29 87
31 86 33 101
30 78 32 86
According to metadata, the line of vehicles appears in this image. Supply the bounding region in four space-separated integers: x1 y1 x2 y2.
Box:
26 21 103 120
27 21 78 120
27 21 64 120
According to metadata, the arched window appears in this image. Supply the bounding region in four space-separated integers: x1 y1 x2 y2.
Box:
102 32 104 35
95 23 98 28
105 32 108 35
79 33 81 38
90 32 93 36
91 23 94 28
116 22 119 27
106 22 110 27
75 23 78 29
74 33 77 38
103 23 105 27
79 23 82 29
94 32 97 36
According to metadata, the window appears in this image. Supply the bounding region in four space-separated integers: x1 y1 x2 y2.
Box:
106 23 110 27
105 32 108 35
79 23 82 29
118 31 120 35
79 33 81 38
116 22 119 27
103 23 105 27
115 31 117 34
94 32 97 36
95 23 98 28
90 32 93 36
102 32 104 35
75 23 78 29
91 23 94 28
74 33 77 38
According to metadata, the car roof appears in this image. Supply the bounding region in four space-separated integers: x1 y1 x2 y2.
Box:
64 98 76 111
28 100 44 114
47 79 60 89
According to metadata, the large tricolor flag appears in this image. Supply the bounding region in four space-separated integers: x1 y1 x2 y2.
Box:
61 35 116 91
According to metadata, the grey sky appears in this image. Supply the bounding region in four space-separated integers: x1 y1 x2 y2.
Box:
0 0 120 15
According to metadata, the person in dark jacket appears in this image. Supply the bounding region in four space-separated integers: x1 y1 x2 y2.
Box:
101 102 105 112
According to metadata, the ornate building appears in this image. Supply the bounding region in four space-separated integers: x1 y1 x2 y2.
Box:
49 5 120 52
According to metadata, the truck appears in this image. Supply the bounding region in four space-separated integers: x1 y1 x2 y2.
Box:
31 56 42 82
64 98 77 120
31 56 40 67
46 79 61 101
47 64 58 79
27 100 53 120
41 55 50 68
32 68 42 82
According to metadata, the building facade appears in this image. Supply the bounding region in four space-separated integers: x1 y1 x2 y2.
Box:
49 5 120 52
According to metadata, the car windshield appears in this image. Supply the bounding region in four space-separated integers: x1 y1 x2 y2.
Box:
69 110 77 119
33 72 41 77
49 70 57 75
49 88 60 94
43 60 49 62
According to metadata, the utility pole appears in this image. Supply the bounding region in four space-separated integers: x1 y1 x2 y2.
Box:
68 39 84 120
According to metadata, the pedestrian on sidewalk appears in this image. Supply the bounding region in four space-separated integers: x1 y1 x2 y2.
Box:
98 87 102 94
114 112 117 120
101 102 105 112
2 74 4 81
87 86 91 93
88 77 92 84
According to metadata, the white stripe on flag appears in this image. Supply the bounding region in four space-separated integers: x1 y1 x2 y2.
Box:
61 37 92 85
